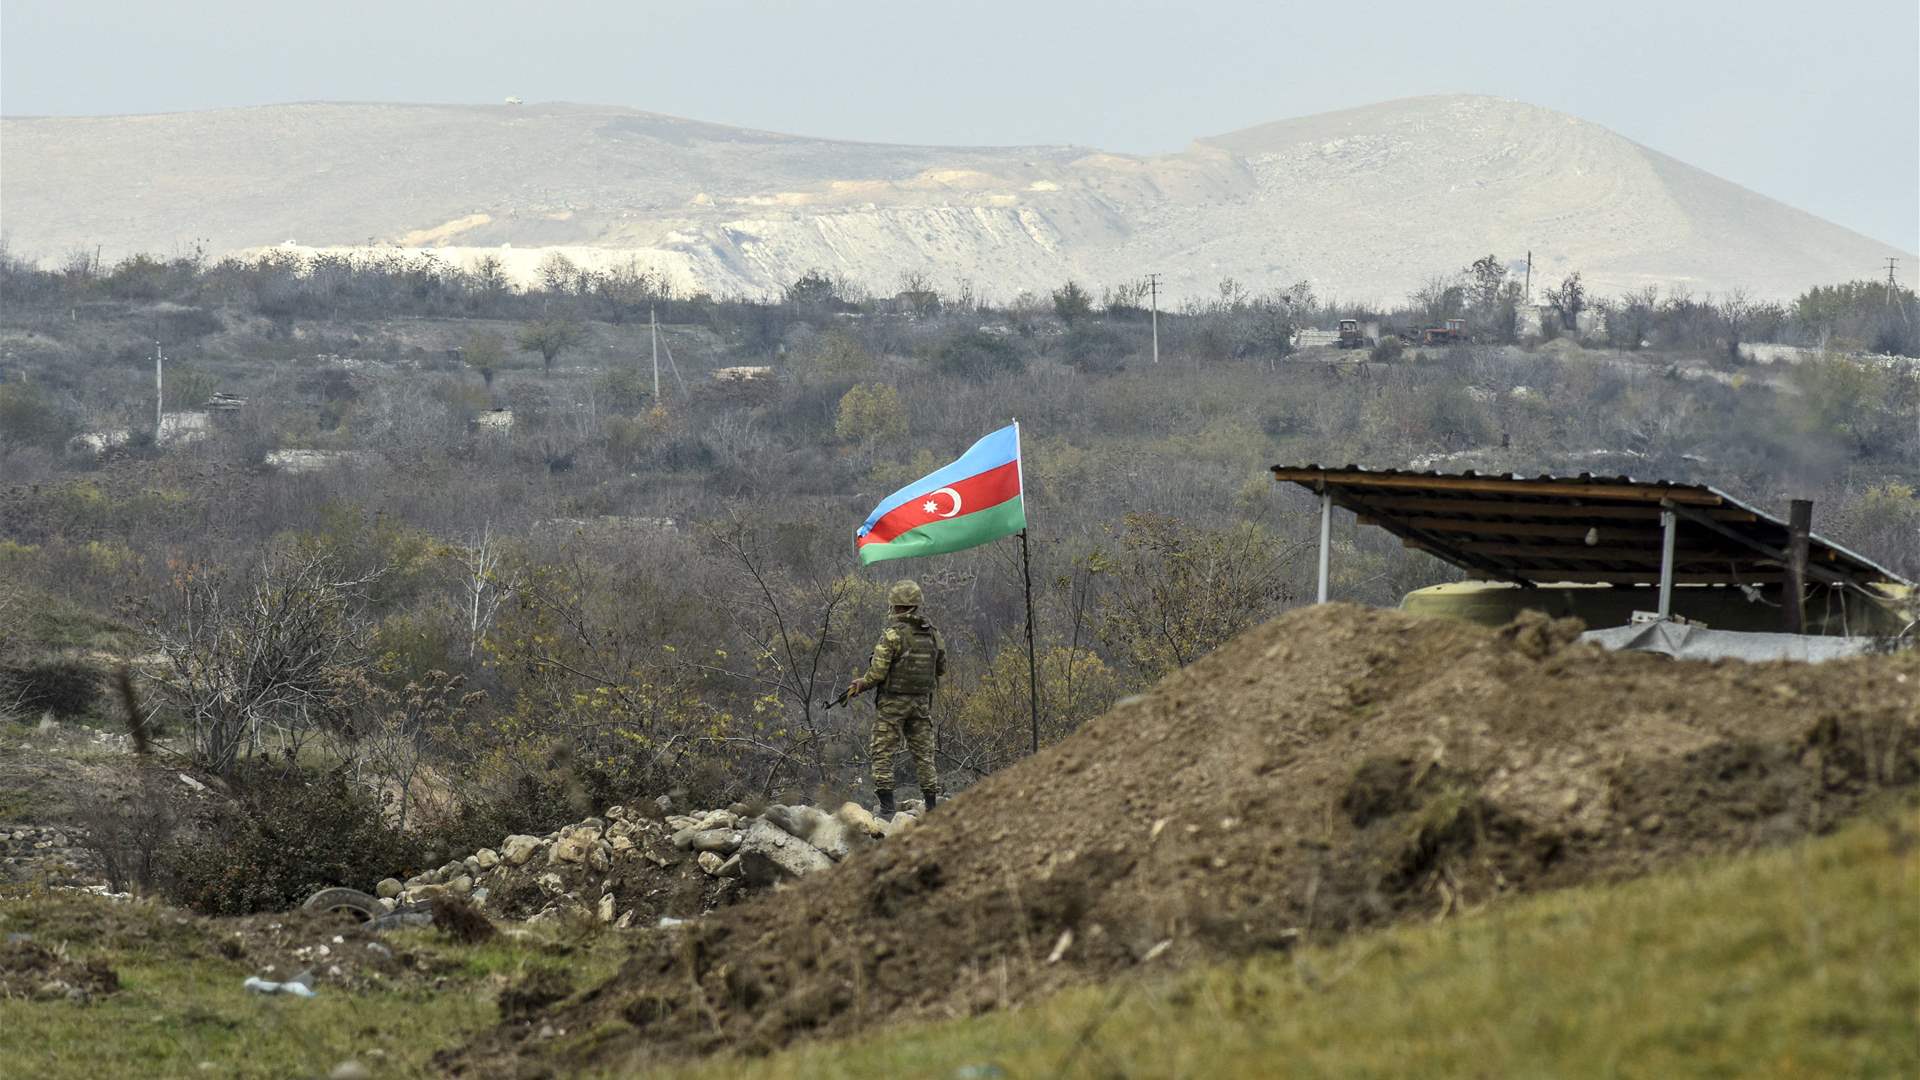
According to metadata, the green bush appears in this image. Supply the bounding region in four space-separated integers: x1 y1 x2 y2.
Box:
932 331 1024 381
163 767 424 915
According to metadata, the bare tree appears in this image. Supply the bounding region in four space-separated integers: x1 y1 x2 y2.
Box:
453 525 519 660
143 550 380 775
694 520 860 789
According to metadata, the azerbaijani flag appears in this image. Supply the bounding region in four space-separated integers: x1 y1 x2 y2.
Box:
855 422 1026 564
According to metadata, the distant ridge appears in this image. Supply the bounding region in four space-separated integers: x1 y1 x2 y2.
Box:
1 95 1907 302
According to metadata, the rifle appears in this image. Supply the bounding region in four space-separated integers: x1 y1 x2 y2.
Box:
823 679 872 711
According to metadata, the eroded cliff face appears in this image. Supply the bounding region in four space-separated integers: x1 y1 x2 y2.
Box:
3 95 1905 301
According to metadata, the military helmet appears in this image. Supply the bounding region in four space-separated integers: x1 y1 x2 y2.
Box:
888 579 924 608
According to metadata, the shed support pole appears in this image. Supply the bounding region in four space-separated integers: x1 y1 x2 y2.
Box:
1657 508 1676 619
1785 499 1812 634
1317 490 1332 604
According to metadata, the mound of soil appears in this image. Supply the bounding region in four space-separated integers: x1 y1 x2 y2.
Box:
448 605 1920 1074
0 937 121 1002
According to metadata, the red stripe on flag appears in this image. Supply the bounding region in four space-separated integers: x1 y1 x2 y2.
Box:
857 461 1022 547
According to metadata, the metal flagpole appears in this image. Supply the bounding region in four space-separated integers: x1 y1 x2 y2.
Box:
1020 528 1039 755
1012 419 1039 754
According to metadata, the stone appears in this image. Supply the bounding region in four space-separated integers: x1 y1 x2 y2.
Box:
375 878 403 899
881 813 916 838
378 898 396 912
693 809 736 832
597 893 616 923
448 875 474 898
536 873 565 895
548 833 594 865
329 1062 372 1080
764 803 828 841
501 835 542 866
737 819 833 885
654 794 674 814
614 909 635 929
837 801 883 839
697 851 725 876
610 834 635 853
669 826 702 850
690 829 742 855
473 848 500 870
439 861 465 879
585 842 612 873
716 853 742 878
806 815 867 861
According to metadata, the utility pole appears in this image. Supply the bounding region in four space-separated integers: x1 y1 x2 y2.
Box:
650 305 661 402
1524 250 1533 304
1886 257 1900 308
1145 272 1161 364
153 341 164 442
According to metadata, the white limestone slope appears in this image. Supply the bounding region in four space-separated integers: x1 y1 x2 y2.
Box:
1 95 1905 302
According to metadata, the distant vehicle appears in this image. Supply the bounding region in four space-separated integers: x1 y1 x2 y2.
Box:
1416 318 1470 346
1336 318 1374 349
504 96 524 106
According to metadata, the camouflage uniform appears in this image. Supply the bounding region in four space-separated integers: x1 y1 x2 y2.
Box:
854 582 946 802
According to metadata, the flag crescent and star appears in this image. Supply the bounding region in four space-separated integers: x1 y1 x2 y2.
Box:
855 422 1026 565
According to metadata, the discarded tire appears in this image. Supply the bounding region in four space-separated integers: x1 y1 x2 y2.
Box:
301 887 384 921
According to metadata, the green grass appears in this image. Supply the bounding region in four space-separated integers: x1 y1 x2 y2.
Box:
3 806 1915 1078
659 802 1920 1080
0 902 629 1078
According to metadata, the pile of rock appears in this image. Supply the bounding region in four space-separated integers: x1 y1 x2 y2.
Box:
371 796 921 926
0 824 98 885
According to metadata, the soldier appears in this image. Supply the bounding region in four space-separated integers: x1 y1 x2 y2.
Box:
846 579 946 815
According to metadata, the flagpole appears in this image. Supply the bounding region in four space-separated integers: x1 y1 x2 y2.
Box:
1020 527 1039 756
1011 419 1039 755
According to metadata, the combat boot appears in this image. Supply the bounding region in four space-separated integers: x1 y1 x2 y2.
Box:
876 789 895 815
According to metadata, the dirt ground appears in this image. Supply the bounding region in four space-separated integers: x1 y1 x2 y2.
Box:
443 604 1920 1075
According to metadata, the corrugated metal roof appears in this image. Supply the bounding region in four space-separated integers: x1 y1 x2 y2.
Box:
1270 465 1912 589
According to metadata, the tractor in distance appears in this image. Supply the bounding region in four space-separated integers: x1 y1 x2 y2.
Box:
1417 318 1470 346
1337 319 1375 349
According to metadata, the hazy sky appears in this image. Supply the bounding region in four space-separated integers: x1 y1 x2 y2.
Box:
4 0 1916 250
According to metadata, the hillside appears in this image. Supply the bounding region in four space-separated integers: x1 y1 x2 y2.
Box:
3 95 1908 301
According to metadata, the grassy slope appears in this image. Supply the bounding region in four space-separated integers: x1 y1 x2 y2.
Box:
661 800 1920 1080
2 803 1913 1078
0 911 627 1078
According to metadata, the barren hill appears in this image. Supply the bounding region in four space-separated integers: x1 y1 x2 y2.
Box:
2 95 1907 301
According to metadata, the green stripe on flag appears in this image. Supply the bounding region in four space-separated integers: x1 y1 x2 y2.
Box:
857 496 1027 565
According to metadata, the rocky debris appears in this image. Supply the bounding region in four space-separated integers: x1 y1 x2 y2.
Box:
371 799 919 925
500 835 541 866
0 823 100 885
737 819 833 886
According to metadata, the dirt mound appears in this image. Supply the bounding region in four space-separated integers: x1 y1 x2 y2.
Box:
0 937 121 1003
447 605 1920 1074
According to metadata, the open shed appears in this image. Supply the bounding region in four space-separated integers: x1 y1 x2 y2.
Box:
1271 465 1914 637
